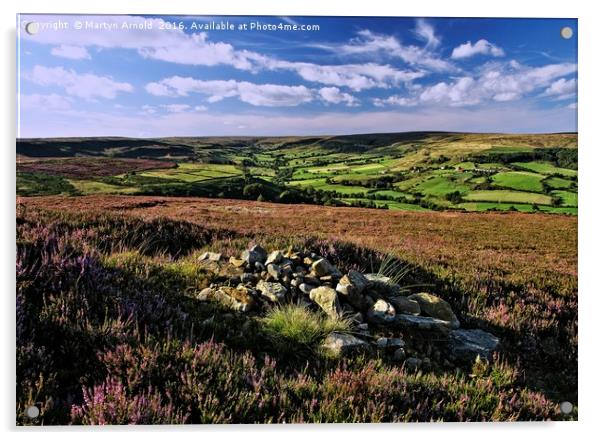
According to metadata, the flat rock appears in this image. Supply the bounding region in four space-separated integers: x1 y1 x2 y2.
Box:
199 286 255 313
393 314 454 333
364 273 401 296
309 286 342 320
321 332 371 357
311 258 342 278
448 329 500 362
407 293 460 329
256 280 287 302
389 296 421 315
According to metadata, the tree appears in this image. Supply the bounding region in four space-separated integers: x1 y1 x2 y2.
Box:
243 183 264 198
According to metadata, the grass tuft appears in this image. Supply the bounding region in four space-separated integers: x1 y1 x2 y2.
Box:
260 304 350 350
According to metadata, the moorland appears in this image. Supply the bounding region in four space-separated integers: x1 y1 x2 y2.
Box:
16 131 578 424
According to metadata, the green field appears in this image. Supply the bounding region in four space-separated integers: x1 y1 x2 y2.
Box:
463 190 552 205
492 171 544 192
17 132 577 214
513 161 578 177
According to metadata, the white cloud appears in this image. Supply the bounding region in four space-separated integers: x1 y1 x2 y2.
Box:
543 77 577 100
146 76 313 107
25 65 133 100
414 19 440 48
335 29 454 72
373 95 417 107
269 61 423 91
161 104 191 113
374 61 577 107
451 39 505 59
567 102 577 109
50 45 91 60
21 15 428 91
20 93 72 111
318 87 359 106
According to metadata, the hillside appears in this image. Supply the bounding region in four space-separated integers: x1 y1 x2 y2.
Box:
17 132 578 214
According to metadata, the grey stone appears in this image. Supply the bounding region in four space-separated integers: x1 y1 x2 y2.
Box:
311 258 342 278
310 286 342 320
392 314 454 333
366 299 396 324
240 272 256 284
336 270 369 309
267 263 282 280
256 280 287 302
202 286 256 313
242 245 267 266
376 337 389 349
321 332 371 357
197 287 212 301
448 329 500 362
407 292 460 329
392 348 406 362
365 273 401 296
404 357 423 371
298 283 313 295
265 250 283 265
389 296 421 315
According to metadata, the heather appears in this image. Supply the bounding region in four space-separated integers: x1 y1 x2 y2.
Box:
16 204 573 424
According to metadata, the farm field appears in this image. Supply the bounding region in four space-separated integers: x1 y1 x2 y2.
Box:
17 132 577 214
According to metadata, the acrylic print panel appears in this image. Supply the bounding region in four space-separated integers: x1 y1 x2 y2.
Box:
16 14 577 424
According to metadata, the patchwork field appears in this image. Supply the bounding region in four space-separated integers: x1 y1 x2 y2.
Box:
17 132 577 214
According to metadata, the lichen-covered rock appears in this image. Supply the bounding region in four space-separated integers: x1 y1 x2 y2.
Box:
336 270 369 309
407 293 460 329
321 332 371 357
256 280 287 302
366 299 396 324
448 329 500 362
197 286 255 312
311 258 342 278
389 296 421 315
364 273 401 296
309 286 342 319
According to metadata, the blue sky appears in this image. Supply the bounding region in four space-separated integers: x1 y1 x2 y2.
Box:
17 15 577 137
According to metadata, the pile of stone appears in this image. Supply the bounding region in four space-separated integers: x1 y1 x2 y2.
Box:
197 244 499 367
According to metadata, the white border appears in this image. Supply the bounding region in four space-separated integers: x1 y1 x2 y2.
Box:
2 1 600 438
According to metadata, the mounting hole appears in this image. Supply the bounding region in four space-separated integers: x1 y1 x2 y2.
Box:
560 27 573 39
25 405 40 419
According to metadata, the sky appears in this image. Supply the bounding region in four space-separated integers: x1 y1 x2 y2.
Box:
17 15 577 137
